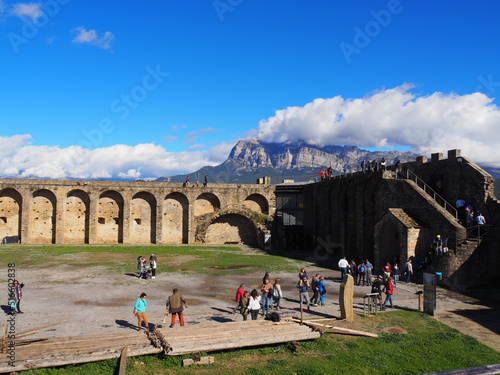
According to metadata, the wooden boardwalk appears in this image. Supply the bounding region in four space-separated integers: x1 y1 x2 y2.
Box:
0 320 321 373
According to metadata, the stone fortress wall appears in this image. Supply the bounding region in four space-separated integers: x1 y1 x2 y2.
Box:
0 179 275 248
298 149 499 289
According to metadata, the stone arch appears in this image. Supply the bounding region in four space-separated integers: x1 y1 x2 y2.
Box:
196 208 264 247
163 192 188 244
64 189 90 244
243 193 269 214
130 192 157 244
30 189 57 244
0 188 22 243
194 193 221 217
97 191 124 244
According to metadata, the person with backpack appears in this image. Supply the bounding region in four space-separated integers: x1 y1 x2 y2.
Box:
297 275 311 312
317 276 327 306
238 291 250 321
357 262 367 286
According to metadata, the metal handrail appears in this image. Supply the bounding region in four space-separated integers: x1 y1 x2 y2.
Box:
404 169 458 219
466 224 490 242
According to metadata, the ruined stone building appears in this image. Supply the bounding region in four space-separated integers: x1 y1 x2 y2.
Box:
1 149 498 288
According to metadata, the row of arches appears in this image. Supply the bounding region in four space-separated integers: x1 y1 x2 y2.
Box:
0 187 270 245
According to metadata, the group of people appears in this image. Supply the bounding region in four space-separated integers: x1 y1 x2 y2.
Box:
184 175 209 187
360 158 386 172
137 254 157 279
235 273 284 321
337 257 374 286
297 269 327 311
318 166 334 181
456 198 486 229
133 288 189 331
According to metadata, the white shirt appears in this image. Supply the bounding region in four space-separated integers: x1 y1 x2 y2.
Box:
247 296 261 310
338 258 349 268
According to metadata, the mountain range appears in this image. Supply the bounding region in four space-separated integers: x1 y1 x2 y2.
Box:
156 138 420 185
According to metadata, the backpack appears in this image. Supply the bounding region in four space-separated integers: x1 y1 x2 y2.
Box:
268 287 274 298
360 266 365 273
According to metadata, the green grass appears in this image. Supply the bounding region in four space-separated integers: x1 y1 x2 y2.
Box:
21 311 500 375
0 245 308 276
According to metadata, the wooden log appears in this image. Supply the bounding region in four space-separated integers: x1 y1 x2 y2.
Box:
117 346 128 375
289 318 378 338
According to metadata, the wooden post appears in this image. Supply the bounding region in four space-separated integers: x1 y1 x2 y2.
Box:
117 346 128 375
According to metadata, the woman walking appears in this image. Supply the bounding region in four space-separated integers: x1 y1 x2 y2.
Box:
134 293 149 331
247 289 261 320
382 277 395 310
239 291 250 321
272 278 283 310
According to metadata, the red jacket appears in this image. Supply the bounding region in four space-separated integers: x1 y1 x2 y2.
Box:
385 281 394 295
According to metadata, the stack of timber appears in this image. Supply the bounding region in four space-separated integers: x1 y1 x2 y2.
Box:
0 320 321 373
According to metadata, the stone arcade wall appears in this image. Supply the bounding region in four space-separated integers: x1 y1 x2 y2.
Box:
0 179 275 246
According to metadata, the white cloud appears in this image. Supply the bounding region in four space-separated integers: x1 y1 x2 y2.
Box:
72 26 115 50
257 84 500 167
11 2 42 22
0 139 226 180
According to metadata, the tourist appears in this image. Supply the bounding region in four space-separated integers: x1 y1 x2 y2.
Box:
371 275 383 307
12 280 25 314
392 263 400 286
247 289 261 320
272 278 283 310
357 262 367 286
134 292 149 331
404 259 413 284
261 278 273 315
456 197 466 224
149 254 157 279
318 276 327 306
297 275 311 311
185 176 190 186
262 272 270 284
475 211 486 226
298 268 309 281
382 261 392 282
203 175 208 187
382 277 395 310
137 256 146 278
349 260 358 280
466 210 475 228
238 291 250 321
338 257 349 279
234 283 245 312
365 259 373 285
165 288 189 328
310 273 320 306
380 157 386 171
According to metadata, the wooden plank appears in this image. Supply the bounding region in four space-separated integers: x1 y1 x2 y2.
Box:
0 320 321 374
117 347 128 375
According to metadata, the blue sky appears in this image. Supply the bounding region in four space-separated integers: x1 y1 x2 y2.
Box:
1 0 500 180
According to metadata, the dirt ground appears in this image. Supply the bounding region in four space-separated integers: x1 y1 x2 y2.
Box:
2 249 499 353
